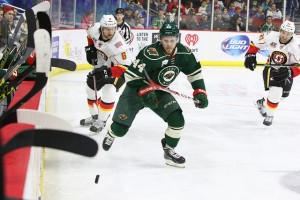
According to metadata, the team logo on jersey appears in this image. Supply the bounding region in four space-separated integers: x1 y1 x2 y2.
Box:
118 114 128 120
99 50 108 61
221 35 249 56
271 51 287 64
158 66 180 86
147 48 159 56
185 34 198 46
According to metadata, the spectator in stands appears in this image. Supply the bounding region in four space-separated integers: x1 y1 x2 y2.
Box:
197 1 208 16
0 7 3 22
203 0 212 18
248 17 260 32
186 11 199 30
124 7 136 28
249 0 259 17
184 1 194 15
229 17 245 31
231 6 245 25
81 10 94 29
286 0 299 21
253 6 266 20
213 14 227 31
143 0 158 11
199 14 210 30
213 0 224 11
152 7 166 29
1 6 16 46
167 0 186 15
136 16 145 28
228 3 236 17
261 15 278 32
233 0 245 10
222 7 231 22
266 3 283 19
262 0 272 13
158 0 168 11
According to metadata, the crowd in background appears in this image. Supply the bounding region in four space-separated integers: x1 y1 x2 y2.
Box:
80 0 299 32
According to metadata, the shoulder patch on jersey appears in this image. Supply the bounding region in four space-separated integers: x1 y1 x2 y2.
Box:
259 33 264 41
115 41 123 48
147 47 159 56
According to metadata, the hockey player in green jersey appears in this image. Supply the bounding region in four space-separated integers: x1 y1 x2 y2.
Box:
102 21 208 168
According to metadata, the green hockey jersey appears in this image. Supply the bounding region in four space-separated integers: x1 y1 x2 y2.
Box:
125 41 206 91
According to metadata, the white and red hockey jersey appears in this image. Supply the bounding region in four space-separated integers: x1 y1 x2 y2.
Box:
86 22 132 76
250 31 300 76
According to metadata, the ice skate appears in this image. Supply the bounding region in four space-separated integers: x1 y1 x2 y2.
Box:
256 98 266 117
80 115 98 126
161 138 185 168
89 119 106 134
102 132 115 151
263 115 273 126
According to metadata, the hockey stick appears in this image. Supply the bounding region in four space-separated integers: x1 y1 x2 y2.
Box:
1 129 98 157
0 9 36 87
143 69 199 103
257 63 299 67
51 58 77 71
36 12 77 71
0 109 73 130
0 28 51 123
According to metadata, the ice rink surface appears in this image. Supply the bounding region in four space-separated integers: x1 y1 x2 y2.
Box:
42 67 300 200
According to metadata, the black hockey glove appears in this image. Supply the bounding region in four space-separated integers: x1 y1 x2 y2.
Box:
138 86 158 109
86 66 112 90
193 89 208 109
85 45 98 65
272 67 292 82
244 53 257 71
91 66 112 79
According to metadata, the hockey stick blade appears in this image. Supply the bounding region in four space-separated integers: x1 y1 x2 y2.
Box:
0 109 73 131
37 12 52 39
1 129 98 157
51 58 77 71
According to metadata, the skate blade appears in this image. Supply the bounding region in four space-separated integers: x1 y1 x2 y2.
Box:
165 160 185 168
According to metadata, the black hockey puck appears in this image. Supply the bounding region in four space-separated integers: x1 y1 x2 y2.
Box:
95 174 100 184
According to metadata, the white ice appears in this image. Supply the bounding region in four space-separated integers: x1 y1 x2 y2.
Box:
42 67 300 200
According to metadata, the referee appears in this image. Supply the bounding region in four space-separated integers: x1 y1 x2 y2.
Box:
115 8 132 44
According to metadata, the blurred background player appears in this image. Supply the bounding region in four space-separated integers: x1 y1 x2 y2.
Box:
102 22 208 168
115 8 132 44
80 14 132 134
244 20 300 126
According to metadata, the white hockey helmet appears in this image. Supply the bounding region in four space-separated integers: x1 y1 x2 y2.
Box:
100 14 117 28
280 20 295 33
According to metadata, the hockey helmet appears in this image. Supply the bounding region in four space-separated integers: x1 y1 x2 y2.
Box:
100 14 117 28
280 20 295 33
159 21 179 37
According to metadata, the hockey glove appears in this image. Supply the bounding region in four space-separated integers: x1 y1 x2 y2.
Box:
193 89 208 108
138 86 158 109
91 66 112 80
85 45 98 65
272 67 292 82
244 54 257 71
